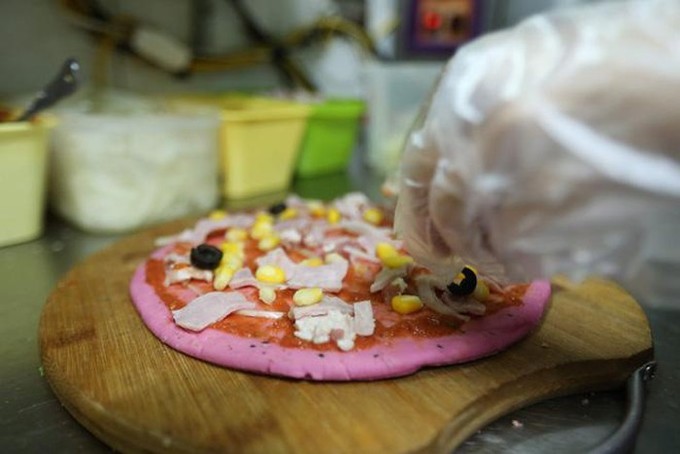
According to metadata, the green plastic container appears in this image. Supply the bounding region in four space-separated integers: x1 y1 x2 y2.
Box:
295 99 365 177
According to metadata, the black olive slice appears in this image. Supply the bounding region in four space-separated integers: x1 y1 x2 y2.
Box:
446 266 477 296
190 244 223 270
268 202 287 216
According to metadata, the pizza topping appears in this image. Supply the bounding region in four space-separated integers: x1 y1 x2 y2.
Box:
447 266 478 296
343 245 380 263
353 300 376 336
236 309 286 319
381 277 407 303
278 207 298 221
257 234 281 252
293 310 356 351
278 228 303 247
303 221 329 247
268 201 287 216
307 200 326 217
370 266 409 293
213 266 236 290
375 242 414 269
219 241 245 257
292 298 375 351
225 227 248 242
164 267 213 286
300 257 323 267
190 214 254 244
190 244 224 270
258 287 277 305
326 208 341 224
289 256 348 292
256 247 349 292
172 291 256 331
334 192 370 221
440 292 486 316
255 265 287 284
289 294 354 319
293 288 324 306
362 207 384 225
229 268 260 289
391 295 424 315
473 280 490 301
416 274 487 320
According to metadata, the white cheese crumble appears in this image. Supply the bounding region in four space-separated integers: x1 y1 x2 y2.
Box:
293 309 357 352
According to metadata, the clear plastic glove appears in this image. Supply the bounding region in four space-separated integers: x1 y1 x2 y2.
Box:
394 0 680 291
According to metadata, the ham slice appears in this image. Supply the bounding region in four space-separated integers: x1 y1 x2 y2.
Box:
228 268 259 289
257 248 349 292
289 295 354 319
333 192 369 221
156 215 255 246
235 309 286 319
172 292 256 331
287 260 348 292
189 215 254 244
343 245 380 263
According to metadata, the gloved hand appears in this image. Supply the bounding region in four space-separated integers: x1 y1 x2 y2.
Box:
394 0 680 289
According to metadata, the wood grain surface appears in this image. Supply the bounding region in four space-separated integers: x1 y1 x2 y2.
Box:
39 219 654 454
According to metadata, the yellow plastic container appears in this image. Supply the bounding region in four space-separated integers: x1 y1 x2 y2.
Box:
170 95 310 200
0 120 50 247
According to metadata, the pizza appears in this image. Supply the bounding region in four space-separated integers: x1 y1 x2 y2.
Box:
130 192 551 381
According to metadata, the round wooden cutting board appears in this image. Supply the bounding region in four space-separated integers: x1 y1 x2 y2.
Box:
39 219 653 454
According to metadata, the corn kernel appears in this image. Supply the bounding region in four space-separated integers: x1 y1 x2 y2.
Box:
220 254 243 270
473 280 490 301
362 208 384 225
376 242 399 260
220 241 244 257
251 221 273 240
381 254 414 269
391 295 423 314
258 234 281 251
300 257 324 267
255 265 286 284
213 267 235 290
278 207 298 221
259 287 277 305
209 209 228 220
225 227 248 242
376 242 413 268
293 288 324 306
327 208 341 224
255 212 274 224
308 202 326 217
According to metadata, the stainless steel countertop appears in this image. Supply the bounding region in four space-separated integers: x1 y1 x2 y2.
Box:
2 168 679 453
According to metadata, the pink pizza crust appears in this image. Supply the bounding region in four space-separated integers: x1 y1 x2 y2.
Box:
129 253 551 381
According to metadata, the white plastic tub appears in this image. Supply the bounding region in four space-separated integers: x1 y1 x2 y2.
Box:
50 93 221 233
